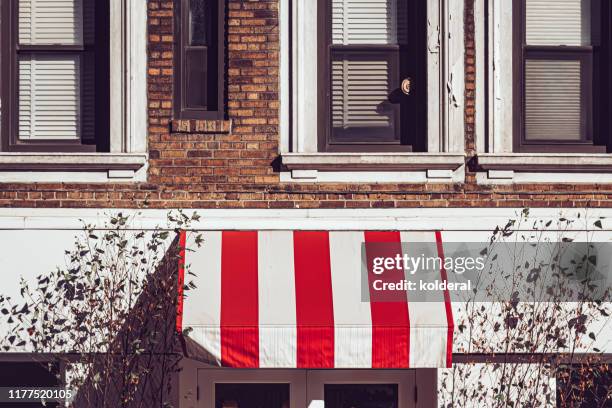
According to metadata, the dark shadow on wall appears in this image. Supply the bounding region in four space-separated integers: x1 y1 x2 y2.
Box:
68 235 183 408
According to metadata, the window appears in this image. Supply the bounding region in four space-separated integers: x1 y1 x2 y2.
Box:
307 370 421 408
197 369 306 408
175 0 224 120
0 0 110 152
324 384 399 408
0 0 147 181
281 0 466 181
513 0 612 153
215 384 290 408
318 0 426 152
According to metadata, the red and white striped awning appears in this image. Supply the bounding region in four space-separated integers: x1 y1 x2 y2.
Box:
177 230 453 368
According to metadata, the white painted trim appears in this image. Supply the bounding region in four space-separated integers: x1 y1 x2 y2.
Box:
477 153 612 171
474 0 486 153
0 208 609 231
427 169 454 179
493 0 513 153
487 169 514 179
110 0 126 153
477 153 612 184
111 0 148 154
126 0 148 154
444 0 466 153
427 0 442 152
190 368 307 408
0 152 147 170
477 171 612 184
292 0 318 153
0 152 147 182
307 370 415 408
282 0 465 156
282 152 466 170
279 0 291 153
280 168 464 183
480 0 514 153
280 153 466 182
0 169 147 183
290 169 318 179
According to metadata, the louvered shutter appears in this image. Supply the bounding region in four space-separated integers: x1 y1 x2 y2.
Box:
332 57 395 131
18 0 83 45
526 0 590 46
329 0 404 144
522 0 593 143
524 59 583 141
18 55 81 141
17 0 84 142
332 0 399 45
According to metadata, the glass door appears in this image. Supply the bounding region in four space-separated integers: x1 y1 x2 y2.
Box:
197 369 419 408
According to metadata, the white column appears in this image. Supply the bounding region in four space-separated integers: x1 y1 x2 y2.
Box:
294 0 319 153
127 0 148 153
109 0 126 153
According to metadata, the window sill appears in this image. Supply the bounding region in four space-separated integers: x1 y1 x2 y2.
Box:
476 153 612 172
280 153 466 183
281 153 466 171
475 153 612 184
0 153 148 182
171 119 232 134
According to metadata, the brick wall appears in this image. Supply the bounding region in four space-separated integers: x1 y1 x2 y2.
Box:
0 0 610 209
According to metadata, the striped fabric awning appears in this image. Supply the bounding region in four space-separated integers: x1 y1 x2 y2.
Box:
177 230 454 368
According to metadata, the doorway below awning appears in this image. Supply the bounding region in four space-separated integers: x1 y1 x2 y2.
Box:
178 365 438 408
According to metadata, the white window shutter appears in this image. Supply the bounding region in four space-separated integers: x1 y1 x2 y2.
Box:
524 59 582 141
332 0 399 45
332 58 393 130
18 0 83 45
526 0 591 46
18 55 81 141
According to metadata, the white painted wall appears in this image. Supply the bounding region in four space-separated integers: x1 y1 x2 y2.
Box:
0 208 609 355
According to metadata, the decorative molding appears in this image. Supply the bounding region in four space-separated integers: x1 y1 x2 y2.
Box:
282 153 466 171
0 208 609 231
107 0 148 154
127 0 148 154
487 169 514 179
0 153 147 171
476 153 612 172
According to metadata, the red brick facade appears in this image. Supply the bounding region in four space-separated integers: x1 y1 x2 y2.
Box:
0 0 610 209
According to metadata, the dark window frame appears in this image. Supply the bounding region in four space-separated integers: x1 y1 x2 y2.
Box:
317 0 425 153
174 0 225 120
512 0 610 153
0 0 110 153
